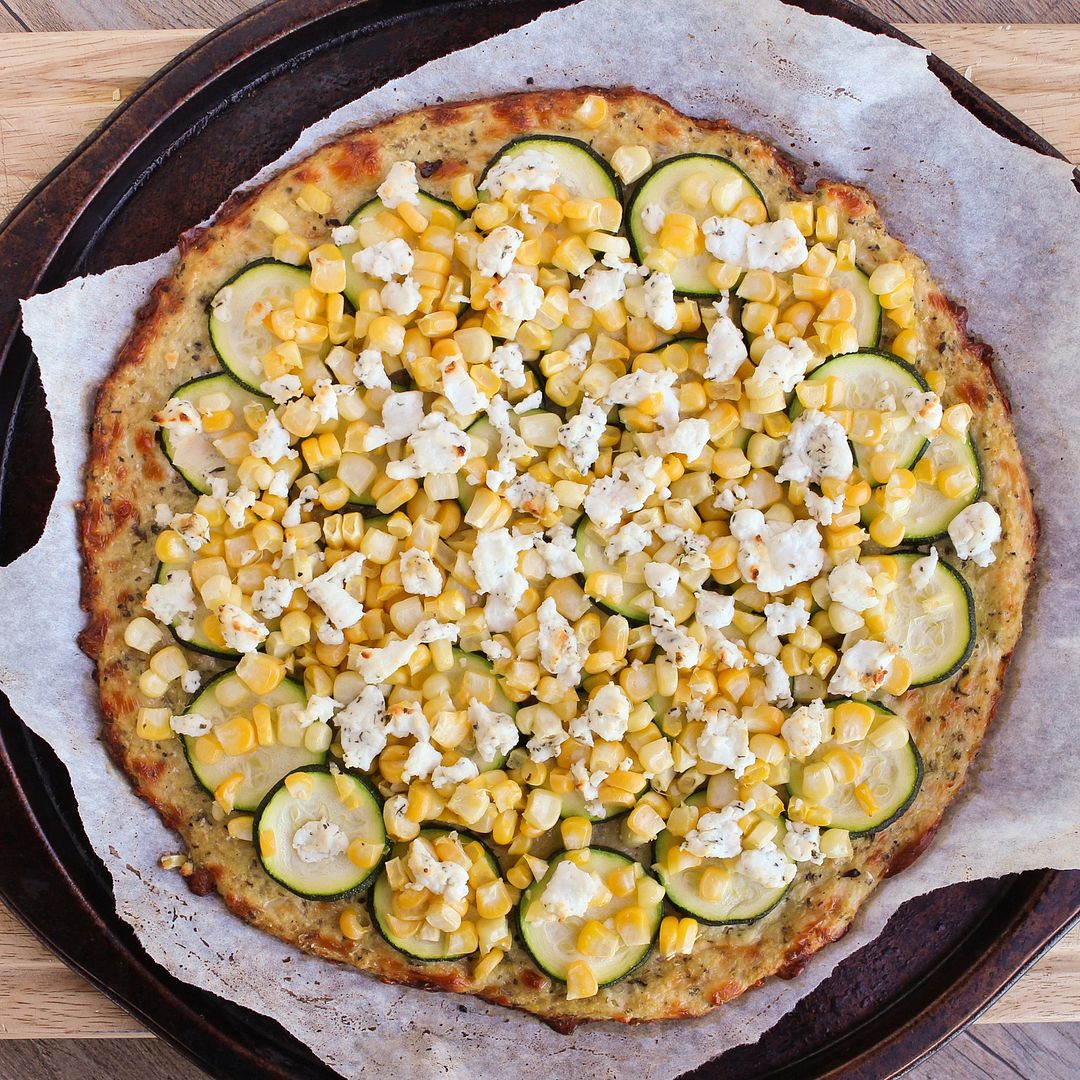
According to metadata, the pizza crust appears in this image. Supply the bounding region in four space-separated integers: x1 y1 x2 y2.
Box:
79 87 1036 1028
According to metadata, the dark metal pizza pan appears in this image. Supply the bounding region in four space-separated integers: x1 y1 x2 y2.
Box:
0 1 1076 1077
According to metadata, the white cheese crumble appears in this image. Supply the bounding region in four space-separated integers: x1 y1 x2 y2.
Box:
169 512 210 552
292 817 349 863
643 271 679 331
781 699 830 760
304 549 365 630
697 709 754 775
805 488 846 526
170 712 211 737
352 619 458 684
484 394 536 491
352 237 414 280
381 275 422 317
251 575 297 620
729 508 825 594
702 216 750 264
217 603 268 654
649 606 701 669
705 303 749 381
603 367 677 410
736 843 796 888
478 149 560 197
402 740 442 782
534 523 584 577
828 638 901 696
281 484 318 528
703 217 807 273
558 394 607 474
489 342 527 389
902 388 943 437
644 561 680 599
223 486 257 529
260 374 302 404
440 352 487 415
909 548 939 592
569 682 632 746
539 860 601 920
504 473 558 519
745 338 815 395
777 410 853 485
682 804 749 859
571 265 630 311
537 597 587 685
144 569 196 624
468 701 519 763
376 160 420 209
470 527 533 632
476 224 524 277
640 202 665 233
251 410 299 463
406 839 471 902
828 561 877 613
948 502 1001 567
784 820 825 865
584 454 668 530
605 521 651 562
431 759 478 797
364 391 425 450
180 670 201 694
153 398 202 436
763 598 810 637
385 412 471 481
399 547 442 596
335 685 387 770
695 589 735 630
353 348 392 390
487 273 544 322
311 379 342 425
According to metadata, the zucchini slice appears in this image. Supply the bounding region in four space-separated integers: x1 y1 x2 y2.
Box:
863 433 982 542
627 154 764 296
884 552 975 686
209 260 312 393
371 828 500 960
653 793 793 924
340 191 465 307
478 135 619 203
255 765 386 900
791 349 930 477
158 372 264 496
558 787 627 824
574 517 695 624
831 266 882 348
181 670 325 812
518 847 663 984
789 700 923 835
441 648 518 771
155 561 239 659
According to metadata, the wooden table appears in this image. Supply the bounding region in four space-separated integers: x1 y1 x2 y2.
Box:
1 3 1079 1078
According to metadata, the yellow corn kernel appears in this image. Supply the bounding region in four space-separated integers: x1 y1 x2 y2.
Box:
577 919 619 960
565 960 599 1000
734 196 768 226
854 782 879 817
214 772 245 813
801 762 836 802
779 200 815 236
271 233 311 266
258 828 277 857
136 707 172 741
815 205 839 243
574 94 608 128
832 701 875 743
340 907 368 941
892 328 919 362
475 880 513 920
823 746 863 784
235 652 285 696
869 513 904 548
560 816 592 851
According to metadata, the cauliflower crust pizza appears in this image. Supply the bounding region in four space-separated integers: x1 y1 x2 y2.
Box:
79 88 1035 1029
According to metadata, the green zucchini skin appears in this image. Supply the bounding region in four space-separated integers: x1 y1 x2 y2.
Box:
516 846 662 986
254 765 387 902
371 828 501 962
154 561 240 660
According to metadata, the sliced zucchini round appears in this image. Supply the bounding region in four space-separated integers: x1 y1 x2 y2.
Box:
518 847 662 984
155 561 238 659
574 517 694 624
478 135 619 202
653 792 792 924
831 266 882 348
181 669 325 812
863 433 982 542
209 260 312 393
158 372 265 495
789 700 923 835
884 552 975 687
627 154 764 296
341 191 465 307
254 765 386 900
791 349 930 477
372 828 500 961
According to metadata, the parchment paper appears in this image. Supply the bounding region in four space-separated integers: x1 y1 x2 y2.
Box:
4 1 1080 1076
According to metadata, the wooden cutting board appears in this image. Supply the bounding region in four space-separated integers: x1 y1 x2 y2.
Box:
0 25 1078 1039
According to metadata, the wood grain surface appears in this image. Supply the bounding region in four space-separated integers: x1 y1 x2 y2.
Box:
1 2 1079 1077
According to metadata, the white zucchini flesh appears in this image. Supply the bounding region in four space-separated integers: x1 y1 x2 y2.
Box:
831 266 882 348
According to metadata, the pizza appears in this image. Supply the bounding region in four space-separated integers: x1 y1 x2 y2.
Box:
79 87 1035 1029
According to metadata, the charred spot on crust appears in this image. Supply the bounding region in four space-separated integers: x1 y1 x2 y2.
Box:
328 136 382 183
186 864 217 896
418 159 443 178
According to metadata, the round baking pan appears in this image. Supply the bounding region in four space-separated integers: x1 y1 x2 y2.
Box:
0 1 1077 1077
